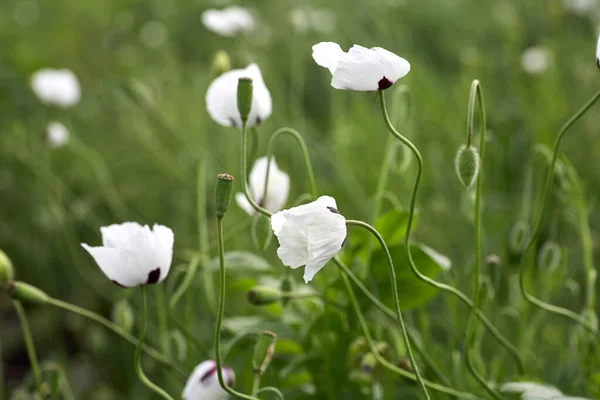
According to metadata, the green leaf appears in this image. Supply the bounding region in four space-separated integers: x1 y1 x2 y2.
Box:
375 209 417 245
207 251 273 272
370 243 451 309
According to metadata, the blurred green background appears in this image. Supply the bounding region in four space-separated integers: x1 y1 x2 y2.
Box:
1 0 600 399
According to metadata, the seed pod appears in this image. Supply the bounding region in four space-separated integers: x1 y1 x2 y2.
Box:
0 249 14 287
212 50 231 77
237 78 253 124
247 286 282 306
455 145 480 188
8 281 48 305
215 173 234 218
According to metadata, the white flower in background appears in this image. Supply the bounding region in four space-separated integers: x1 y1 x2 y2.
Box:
205 63 272 129
288 8 336 34
202 6 255 37
499 382 592 399
46 121 69 148
312 42 410 91
271 196 346 283
182 360 234 400
562 0 597 15
235 156 290 215
520 47 548 74
81 222 174 287
596 34 600 68
31 68 81 108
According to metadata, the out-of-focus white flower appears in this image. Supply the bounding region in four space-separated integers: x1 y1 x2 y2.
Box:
562 0 597 15
202 6 254 37
288 8 336 34
31 68 81 108
271 196 346 283
182 360 234 400
81 222 174 287
46 121 69 148
596 34 600 68
205 63 272 129
500 382 563 399
520 47 548 74
312 42 410 91
235 156 290 215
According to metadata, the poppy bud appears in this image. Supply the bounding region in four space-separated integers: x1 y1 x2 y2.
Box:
0 250 14 287
212 50 231 77
279 275 295 306
360 352 377 373
215 173 234 218
237 77 253 124
537 241 561 271
111 299 134 333
247 286 282 306
8 281 48 305
455 145 480 188
252 330 277 376
508 220 530 256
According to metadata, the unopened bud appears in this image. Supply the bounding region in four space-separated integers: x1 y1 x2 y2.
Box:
280 276 294 306
112 299 134 333
537 241 561 271
0 250 14 287
252 330 277 376
8 281 48 305
455 145 480 188
212 50 231 77
247 286 281 306
361 352 377 372
237 78 253 124
215 173 234 218
485 254 500 267
508 220 530 255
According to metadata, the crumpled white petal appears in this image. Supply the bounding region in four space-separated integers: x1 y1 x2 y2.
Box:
82 222 174 287
271 196 346 283
46 121 69 148
235 156 290 215
596 33 600 68
202 6 255 37
31 68 81 107
182 360 235 400
312 42 410 91
205 63 272 129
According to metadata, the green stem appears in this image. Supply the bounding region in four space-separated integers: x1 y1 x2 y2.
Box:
378 90 526 373
517 88 600 334
155 285 171 357
257 387 285 399
45 296 188 379
346 219 430 399
134 287 176 400
169 256 201 310
241 123 271 217
198 156 217 315
215 216 261 400
0 337 4 400
251 373 261 397
13 301 43 395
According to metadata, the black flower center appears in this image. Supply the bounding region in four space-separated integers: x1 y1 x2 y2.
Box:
146 268 161 284
378 76 393 90
327 206 340 214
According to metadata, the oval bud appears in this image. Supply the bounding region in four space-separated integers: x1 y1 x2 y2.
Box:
537 241 561 271
8 281 48 305
212 50 231 77
455 145 480 188
360 352 377 373
111 299 134 333
247 286 282 306
508 220 530 255
252 330 277 376
215 173 234 218
237 77 253 124
0 249 14 287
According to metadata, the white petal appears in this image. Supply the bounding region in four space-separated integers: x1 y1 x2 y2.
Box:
101 222 144 248
331 45 410 91
47 121 69 148
312 42 344 74
201 6 254 37
521 47 548 74
235 192 256 216
596 34 600 68
275 220 310 269
120 225 166 282
303 208 346 282
31 68 81 107
150 224 174 281
182 360 234 400
81 244 143 287
270 210 288 235
248 156 290 214
500 382 562 397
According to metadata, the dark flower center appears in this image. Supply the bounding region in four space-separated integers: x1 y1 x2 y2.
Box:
146 268 161 284
327 206 340 214
378 76 393 90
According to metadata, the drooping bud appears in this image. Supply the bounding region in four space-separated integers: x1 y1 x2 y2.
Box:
8 281 48 305
279 275 295 306
247 286 282 306
360 352 377 372
455 145 480 188
537 241 561 271
215 173 234 218
252 330 277 376
0 249 14 287
212 50 231 77
111 299 134 333
237 77 253 124
508 220 530 256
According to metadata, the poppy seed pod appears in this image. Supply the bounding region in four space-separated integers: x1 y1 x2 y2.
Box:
247 286 282 306
215 173 234 218
0 250 14 287
237 78 253 124
8 281 48 305
112 299 134 334
252 330 277 376
455 145 480 188
212 50 231 77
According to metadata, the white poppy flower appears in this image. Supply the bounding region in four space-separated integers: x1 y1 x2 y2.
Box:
81 222 174 287
201 6 255 37
312 42 410 91
46 121 69 148
182 360 235 400
520 47 548 75
205 63 272 129
271 196 346 283
500 382 562 399
563 0 597 15
235 156 290 215
31 68 81 108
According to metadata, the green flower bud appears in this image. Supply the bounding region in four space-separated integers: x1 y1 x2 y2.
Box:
455 145 480 188
8 281 48 305
237 77 253 124
360 352 377 372
111 299 134 333
279 276 295 306
537 241 561 271
252 330 277 376
215 173 234 218
0 249 14 287
247 286 282 306
508 220 530 256
212 50 231 77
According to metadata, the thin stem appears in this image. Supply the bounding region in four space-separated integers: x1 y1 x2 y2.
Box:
134 287 176 400
0 337 5 400
379 90 526 373
215 216 261 400
251 374 261 397
258 387 285 399
241 123 271 217
517 88 600 334
346 219 430 399
155 285 171 357
169 256 201 310
198 156 217 315
13 301 43 395
45 297 188 379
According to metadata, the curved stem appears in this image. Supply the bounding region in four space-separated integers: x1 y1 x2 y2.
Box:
258 386 285 399
215 216 261 400
379 90 525 373
45 297 188 379
241 123 271 217
134 287 176 400
251 373 261 397
13 301 42 395
346 219 430 399
517 88 600 334
169 255 201 310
